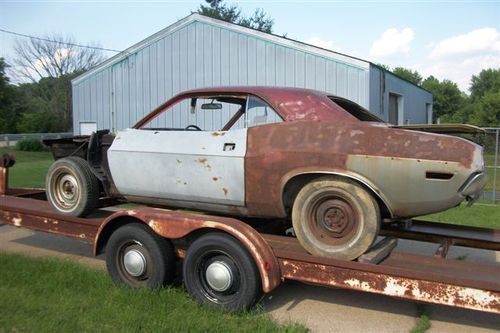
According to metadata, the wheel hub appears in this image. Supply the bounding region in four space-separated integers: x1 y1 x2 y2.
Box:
315 199 355 238
205 260 233 292
123 249 147 277
58 175 78 200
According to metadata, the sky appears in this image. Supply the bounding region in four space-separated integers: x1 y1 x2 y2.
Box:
0 0 499 92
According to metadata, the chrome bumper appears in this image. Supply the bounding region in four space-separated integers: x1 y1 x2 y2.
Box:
459 172 488 204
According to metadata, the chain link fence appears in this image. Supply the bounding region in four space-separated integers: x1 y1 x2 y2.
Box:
481 128 499 205
0 132 72 148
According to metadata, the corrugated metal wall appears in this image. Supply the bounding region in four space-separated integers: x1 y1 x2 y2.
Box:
369 65 433 124
72 19 370 134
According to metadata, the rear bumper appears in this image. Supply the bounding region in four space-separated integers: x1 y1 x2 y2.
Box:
460 171 488 203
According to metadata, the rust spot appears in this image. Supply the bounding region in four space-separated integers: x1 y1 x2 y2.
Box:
211 132 226 137
196 158 212 171
212 177 219 181
222 187 228 197
176 159 182 164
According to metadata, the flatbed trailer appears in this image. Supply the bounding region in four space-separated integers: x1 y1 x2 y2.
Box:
1 158 499 313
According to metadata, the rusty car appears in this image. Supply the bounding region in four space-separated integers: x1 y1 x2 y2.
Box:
43 86 487 260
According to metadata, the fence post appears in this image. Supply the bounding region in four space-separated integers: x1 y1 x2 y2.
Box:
493 129 499 205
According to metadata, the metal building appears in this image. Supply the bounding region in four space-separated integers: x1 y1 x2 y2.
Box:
71 14 432 135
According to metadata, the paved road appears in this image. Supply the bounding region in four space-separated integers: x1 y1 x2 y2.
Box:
1 224 499 333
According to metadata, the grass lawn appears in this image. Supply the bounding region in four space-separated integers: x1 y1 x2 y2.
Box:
422 204 499 229
0 147 53 188
1 147 498 229
0 252 305 333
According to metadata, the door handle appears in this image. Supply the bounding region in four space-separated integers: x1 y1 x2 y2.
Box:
223 143 236 151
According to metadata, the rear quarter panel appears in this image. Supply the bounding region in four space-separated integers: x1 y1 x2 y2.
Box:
245 121 478 218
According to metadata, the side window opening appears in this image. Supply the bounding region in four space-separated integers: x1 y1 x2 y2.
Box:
140 95 247 131
245 96 283 128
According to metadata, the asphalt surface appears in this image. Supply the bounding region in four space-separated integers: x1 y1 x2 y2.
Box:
0 224 499 333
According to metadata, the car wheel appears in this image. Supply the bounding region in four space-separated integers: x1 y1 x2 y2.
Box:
183 233 262 312
106 223 175 288
46 156 99 217
292 176 380 260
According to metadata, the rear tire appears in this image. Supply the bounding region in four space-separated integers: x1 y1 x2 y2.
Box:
46 156 99 217
183 233 262 312
292 177 380 260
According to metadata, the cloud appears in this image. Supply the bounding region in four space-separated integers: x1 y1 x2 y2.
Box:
429 28 500 59
369 28 414 58
419 55 500 92
306 37 336 51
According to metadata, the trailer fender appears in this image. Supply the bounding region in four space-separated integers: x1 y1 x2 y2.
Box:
94 207 281 293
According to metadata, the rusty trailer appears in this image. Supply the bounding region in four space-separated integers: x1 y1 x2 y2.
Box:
0 160 499 313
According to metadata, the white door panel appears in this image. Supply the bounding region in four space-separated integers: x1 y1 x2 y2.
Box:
108 128 247 205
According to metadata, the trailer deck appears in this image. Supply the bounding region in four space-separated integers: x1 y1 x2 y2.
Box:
1 159 499 314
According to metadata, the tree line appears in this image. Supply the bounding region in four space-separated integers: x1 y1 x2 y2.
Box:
389 66 499 126
0 0 498 134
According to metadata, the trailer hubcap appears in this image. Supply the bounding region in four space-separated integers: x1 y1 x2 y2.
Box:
123 249 147 277
205 261 234 292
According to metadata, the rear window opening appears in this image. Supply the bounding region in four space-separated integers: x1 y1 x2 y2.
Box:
329 96 384 122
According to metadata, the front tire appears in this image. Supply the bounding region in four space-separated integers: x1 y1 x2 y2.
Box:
292 177 380 260
45 156 99 217
105 223 175 288
183 233 262 312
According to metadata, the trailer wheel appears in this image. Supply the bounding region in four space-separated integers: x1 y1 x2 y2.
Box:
106 223 175 288
183 233 262 312
46 156 99 217
292 177 380 260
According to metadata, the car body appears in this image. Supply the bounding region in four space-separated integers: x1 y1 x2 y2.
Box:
44 86 487 259
107 86 486 217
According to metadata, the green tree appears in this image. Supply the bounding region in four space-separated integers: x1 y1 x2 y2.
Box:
10 35 104 132
469 68 500 100
0 58 19 133
197 0 274 33
375 63 391 71
422 76 465 122
470 91 500 127
14 74 77 133
392 67 423 86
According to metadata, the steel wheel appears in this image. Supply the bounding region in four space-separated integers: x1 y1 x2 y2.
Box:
46 157 99 217
292 177 380 260
183 233 262 312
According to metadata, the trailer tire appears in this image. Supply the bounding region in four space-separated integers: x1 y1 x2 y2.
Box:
46 156 99 217
292 177 380 260
183 233 262 312
106 223 175 288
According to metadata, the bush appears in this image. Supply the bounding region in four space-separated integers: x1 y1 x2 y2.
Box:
16 138 45 151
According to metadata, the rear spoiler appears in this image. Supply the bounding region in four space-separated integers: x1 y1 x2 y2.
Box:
393 124 485 135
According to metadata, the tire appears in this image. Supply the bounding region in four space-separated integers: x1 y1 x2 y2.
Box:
45 156 99 217
105 223 175 288
292 177 380 260
183 233 262 312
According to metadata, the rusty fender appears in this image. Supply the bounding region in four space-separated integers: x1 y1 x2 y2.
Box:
94 208 281 293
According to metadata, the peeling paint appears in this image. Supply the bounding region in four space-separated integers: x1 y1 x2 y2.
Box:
13 217 21 227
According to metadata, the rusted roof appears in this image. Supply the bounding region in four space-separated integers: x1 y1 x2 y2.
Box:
181 86 359 123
